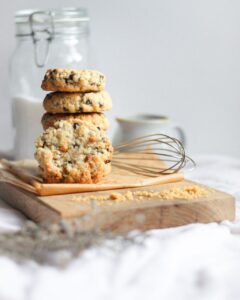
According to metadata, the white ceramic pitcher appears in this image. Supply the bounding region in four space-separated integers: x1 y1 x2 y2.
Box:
113 114 185 146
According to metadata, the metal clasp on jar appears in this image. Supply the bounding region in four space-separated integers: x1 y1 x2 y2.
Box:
29 11 54 68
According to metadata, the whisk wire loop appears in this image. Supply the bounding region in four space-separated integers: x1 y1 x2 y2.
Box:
113 134 194 176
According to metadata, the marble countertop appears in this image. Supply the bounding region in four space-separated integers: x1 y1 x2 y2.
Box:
0 154 240 300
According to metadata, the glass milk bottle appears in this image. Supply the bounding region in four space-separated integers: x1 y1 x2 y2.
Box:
10 8 90 159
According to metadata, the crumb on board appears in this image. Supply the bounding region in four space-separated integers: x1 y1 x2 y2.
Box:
71 185 209 207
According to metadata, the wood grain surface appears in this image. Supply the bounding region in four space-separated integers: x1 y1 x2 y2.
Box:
0 180 235 233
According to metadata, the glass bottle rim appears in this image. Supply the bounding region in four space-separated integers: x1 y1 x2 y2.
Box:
15 7 89 37
15 7 89 24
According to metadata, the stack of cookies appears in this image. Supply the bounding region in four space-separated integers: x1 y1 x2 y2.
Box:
35 69 113 184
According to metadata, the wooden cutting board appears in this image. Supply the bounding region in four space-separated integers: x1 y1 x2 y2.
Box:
0 180 235 233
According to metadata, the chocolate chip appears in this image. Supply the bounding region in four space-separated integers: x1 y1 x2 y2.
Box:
67 161 72 164
73 123 80 129
97 127 101 130
105 160 111 164
99 103 104 108
86 99 92 105
63 107 69 112
68 73 74 81
100 75 104 81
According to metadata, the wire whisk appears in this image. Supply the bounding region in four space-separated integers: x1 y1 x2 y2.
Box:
112 134 195 177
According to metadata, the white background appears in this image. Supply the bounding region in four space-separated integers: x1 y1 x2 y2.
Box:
0 0 239 157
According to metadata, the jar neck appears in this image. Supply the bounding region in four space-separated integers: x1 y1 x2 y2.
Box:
15 25 89 38
15 32 89 41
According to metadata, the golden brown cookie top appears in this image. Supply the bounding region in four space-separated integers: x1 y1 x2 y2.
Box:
41 69 106 92
43 91 112 113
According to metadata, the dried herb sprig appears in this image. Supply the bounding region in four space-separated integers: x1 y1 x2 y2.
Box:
0 219 147 267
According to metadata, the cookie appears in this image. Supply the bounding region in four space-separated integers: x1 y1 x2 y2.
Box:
43 91 112 113
41 69 106 92
35 120 113 183
41 112 109 131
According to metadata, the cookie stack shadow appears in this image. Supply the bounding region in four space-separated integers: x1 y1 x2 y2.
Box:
35 69 113 184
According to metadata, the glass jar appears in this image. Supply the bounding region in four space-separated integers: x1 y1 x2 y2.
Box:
10 8 91 159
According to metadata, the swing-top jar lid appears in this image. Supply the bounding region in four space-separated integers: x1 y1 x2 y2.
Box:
15 7 89 37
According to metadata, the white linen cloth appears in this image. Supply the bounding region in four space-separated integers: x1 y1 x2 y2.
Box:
0 154 240 300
